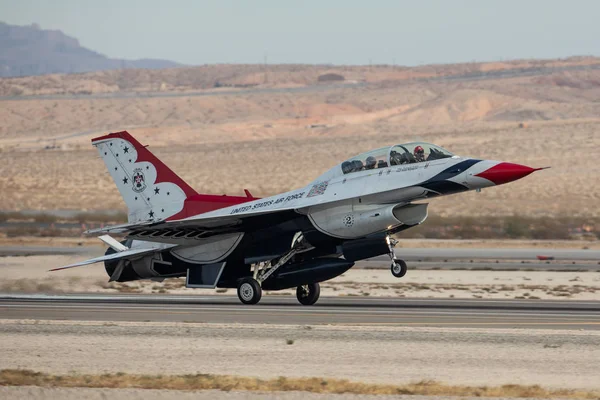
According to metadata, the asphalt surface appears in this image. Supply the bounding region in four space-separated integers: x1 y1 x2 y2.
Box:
2 294 600 330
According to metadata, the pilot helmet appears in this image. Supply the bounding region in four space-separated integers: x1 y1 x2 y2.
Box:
365 156 377 169
414 145 425 157
341 161 353 174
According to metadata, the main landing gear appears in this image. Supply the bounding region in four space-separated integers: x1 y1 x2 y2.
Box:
237 277 262 305
387 236 408 278
296 283 320 305
236 233 319 306
235 278 321 306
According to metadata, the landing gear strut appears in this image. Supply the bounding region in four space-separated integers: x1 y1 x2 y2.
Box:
387 236 407 278
296 282 320 306
236 233 315 305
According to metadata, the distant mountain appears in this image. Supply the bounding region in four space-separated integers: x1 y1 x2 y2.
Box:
0 22 182 77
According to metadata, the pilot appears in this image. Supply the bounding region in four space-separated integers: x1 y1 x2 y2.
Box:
414 146 426 163
391 150 411 165
390 150 403 165
365 156 377 170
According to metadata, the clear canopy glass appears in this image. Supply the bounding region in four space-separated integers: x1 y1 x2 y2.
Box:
341 147 390 174
341 142 454 175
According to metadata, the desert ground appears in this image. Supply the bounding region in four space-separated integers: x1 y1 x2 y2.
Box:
5 388 561 400
1 320 600 397
1 247 599 300
1 58 600 217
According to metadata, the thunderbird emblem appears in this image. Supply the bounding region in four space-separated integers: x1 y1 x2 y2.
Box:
132 168 147 193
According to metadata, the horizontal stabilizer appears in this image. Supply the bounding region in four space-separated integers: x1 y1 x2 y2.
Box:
98 235 128 252
49 245 176 271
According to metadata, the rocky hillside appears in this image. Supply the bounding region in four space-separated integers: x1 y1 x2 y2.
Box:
0 22 180 77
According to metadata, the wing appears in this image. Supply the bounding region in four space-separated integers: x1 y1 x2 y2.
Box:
49 244 177 271
86 206 302 243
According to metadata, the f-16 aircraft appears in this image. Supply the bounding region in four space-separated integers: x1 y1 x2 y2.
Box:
54 131 545 305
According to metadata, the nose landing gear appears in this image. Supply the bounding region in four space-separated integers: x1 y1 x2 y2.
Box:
391 258 407 278
387 236 407 278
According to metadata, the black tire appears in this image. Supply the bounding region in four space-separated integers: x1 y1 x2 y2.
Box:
296 282 320 306
237 277 262 305
391 259 407 278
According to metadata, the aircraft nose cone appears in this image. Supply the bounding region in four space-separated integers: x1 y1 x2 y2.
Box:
475 162 539 185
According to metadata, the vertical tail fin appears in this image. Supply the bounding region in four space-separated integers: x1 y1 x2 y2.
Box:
92 131 198 223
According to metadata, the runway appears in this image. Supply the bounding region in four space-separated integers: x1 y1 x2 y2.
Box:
2 294 600 330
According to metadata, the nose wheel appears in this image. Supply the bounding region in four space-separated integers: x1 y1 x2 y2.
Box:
391 258 407 278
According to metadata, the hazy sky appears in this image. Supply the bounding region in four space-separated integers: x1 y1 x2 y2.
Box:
2 0 599 65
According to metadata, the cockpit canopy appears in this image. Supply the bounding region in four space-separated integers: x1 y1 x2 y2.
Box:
341 142 454 175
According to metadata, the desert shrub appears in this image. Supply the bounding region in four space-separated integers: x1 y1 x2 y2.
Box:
399 214 598 240
318 73 345 82
5 226 39 237
504 216 530 238
72 211 127 223
33 214 58 223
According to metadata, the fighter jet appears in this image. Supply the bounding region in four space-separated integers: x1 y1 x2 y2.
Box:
54 131 545 305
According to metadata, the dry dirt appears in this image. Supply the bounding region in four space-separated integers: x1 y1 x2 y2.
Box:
1 59 600 217
2 253 600 300
1 387 556 400
2 56 599 96
2 372 597 400
1 320 599 390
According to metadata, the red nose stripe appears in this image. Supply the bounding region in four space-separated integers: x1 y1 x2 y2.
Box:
475 162 537 185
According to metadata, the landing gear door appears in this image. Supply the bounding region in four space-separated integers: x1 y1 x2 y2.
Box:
186 262 226 288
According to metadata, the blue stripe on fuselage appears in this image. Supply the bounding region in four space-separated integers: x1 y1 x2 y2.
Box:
420 159 481 195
